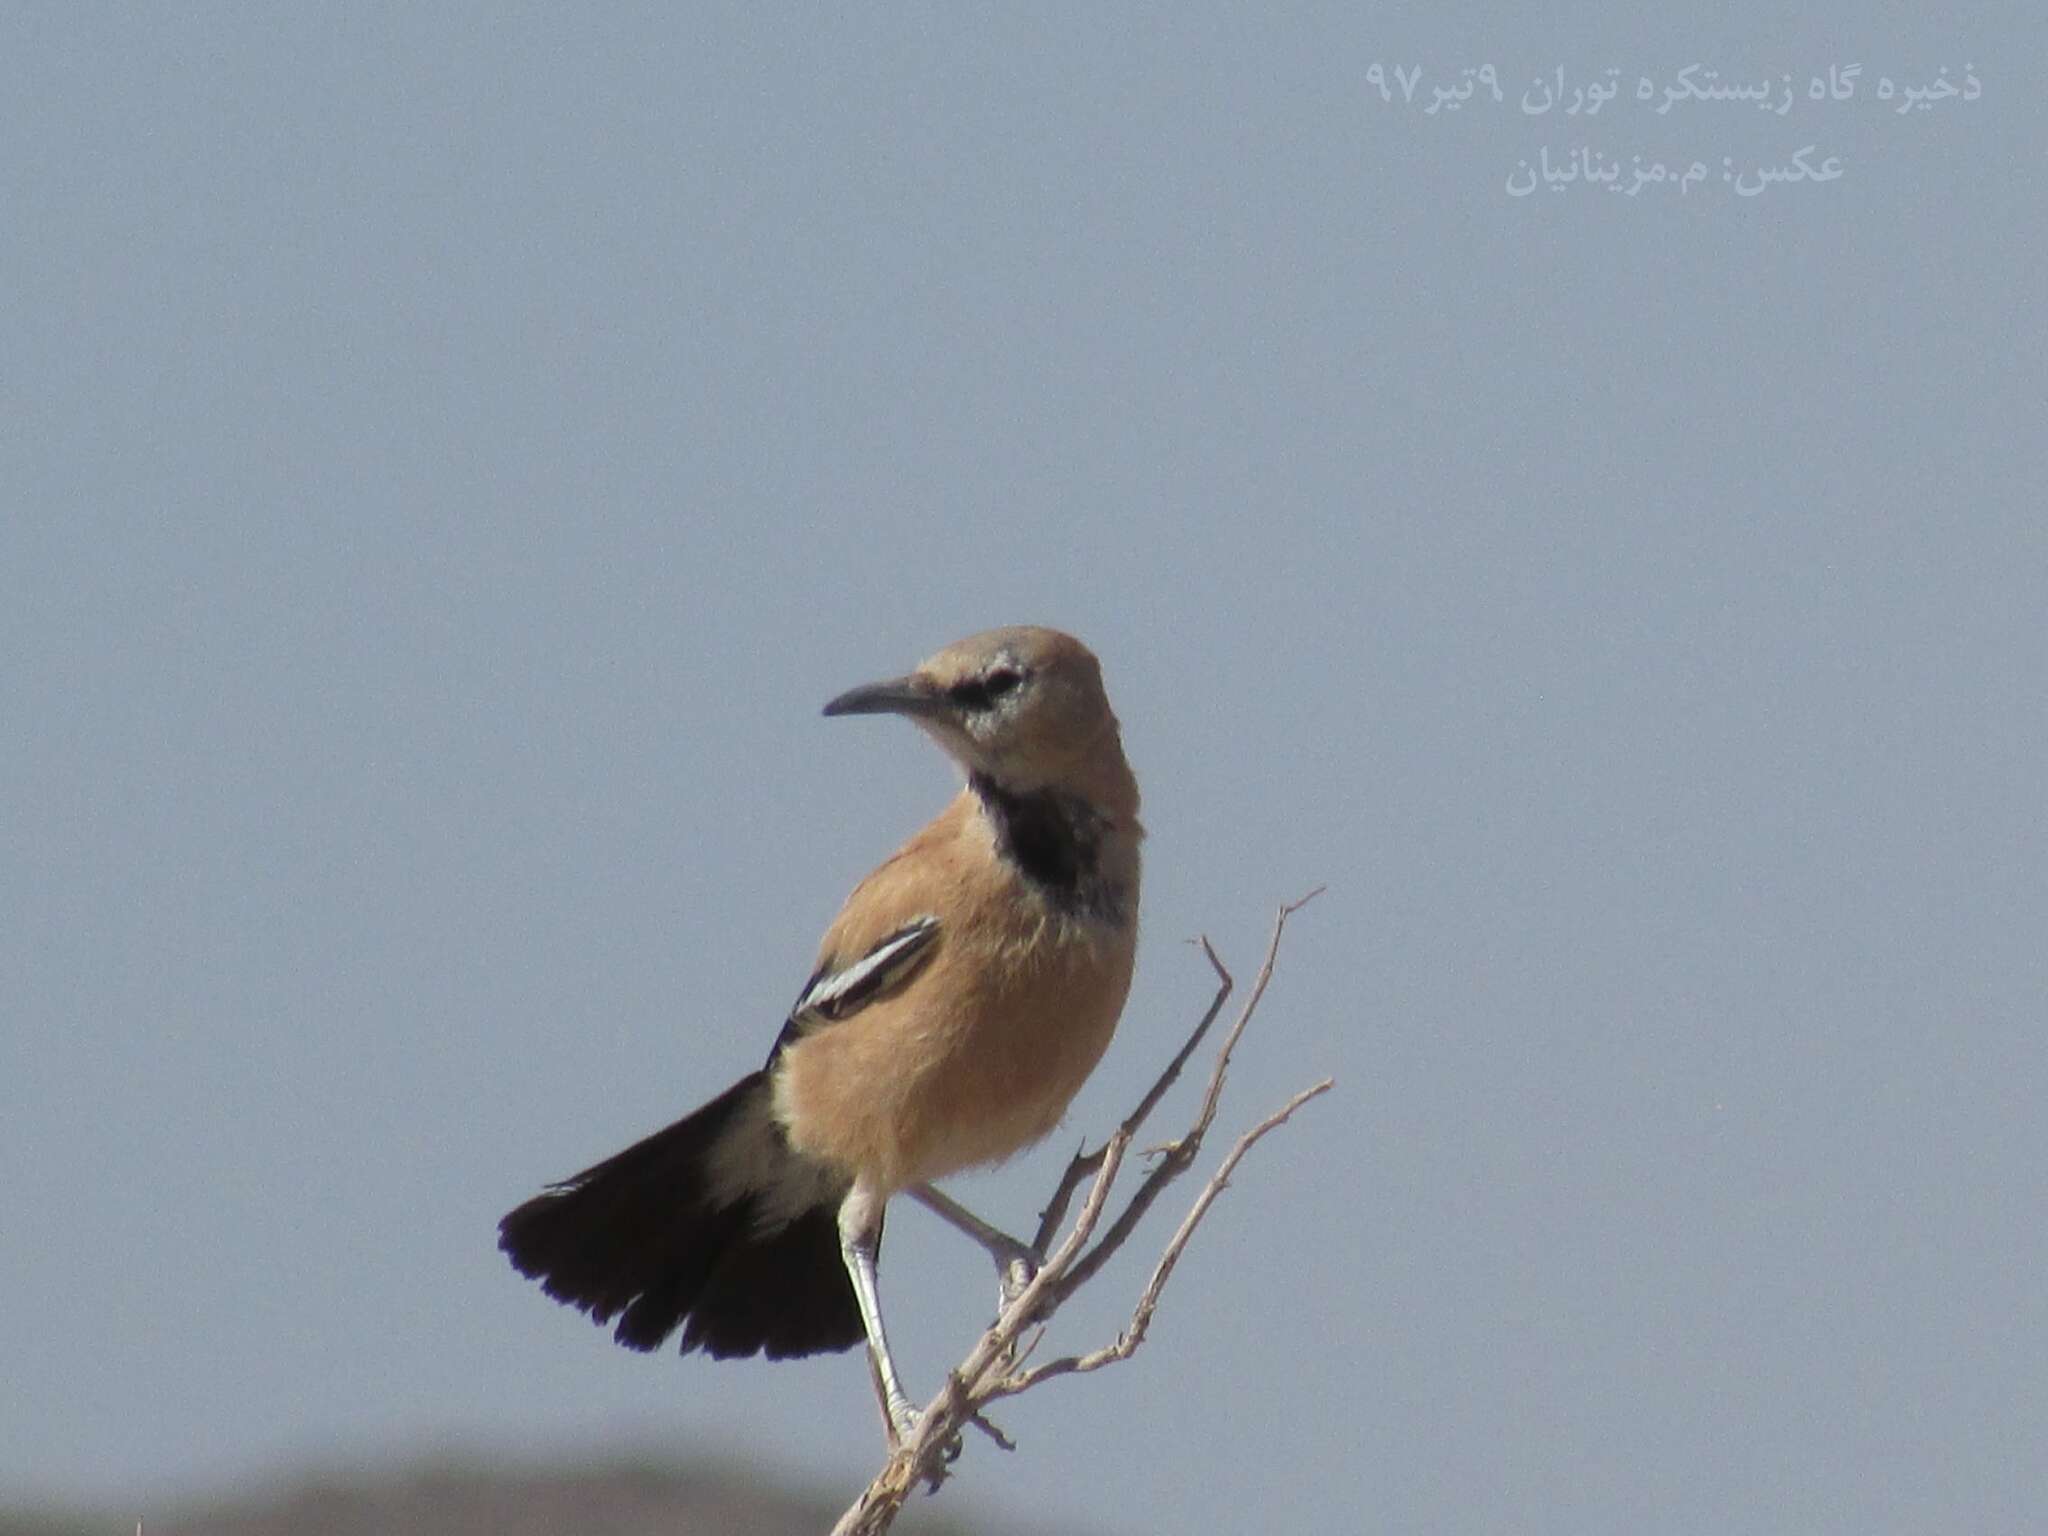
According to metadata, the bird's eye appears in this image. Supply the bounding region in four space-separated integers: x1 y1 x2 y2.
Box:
947 666 1024 712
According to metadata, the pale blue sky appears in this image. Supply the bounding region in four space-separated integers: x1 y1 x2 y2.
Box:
5 6 2043 1533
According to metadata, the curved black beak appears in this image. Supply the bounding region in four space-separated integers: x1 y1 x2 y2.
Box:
822 675 946 721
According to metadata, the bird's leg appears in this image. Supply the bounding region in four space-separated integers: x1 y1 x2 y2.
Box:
838 1184 920 1444
909 1183 1040 1313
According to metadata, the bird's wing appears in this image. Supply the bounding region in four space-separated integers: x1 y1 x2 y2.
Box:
768 913 940 1062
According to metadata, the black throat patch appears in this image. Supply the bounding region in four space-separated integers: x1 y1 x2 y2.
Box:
970 771 1124 922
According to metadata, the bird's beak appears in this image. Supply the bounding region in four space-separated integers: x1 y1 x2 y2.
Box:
822 674 947 721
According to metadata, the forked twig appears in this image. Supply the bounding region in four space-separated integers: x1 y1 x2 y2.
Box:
991 1077 1332 1393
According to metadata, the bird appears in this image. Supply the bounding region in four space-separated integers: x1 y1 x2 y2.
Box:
497 625 1143 1442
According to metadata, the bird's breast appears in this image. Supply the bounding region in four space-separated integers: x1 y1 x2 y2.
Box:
771 882 1137 1193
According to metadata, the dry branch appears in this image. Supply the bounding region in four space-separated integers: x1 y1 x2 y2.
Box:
830 892 1330 1536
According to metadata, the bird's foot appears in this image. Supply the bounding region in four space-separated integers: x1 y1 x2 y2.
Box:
887 1400 967 1490
997 1252 1039 1316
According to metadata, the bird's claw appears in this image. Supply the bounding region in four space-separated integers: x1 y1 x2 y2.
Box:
997 1252 1039 1315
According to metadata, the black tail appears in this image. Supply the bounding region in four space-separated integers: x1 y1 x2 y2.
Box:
497 1072 865 1360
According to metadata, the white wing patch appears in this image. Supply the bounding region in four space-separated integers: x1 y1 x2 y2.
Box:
792 915 941 1026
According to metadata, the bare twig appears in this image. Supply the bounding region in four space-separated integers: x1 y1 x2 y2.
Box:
830 893 1327 1536
1048 887 1323 1304
1030 931 1235 1255
992 1076 1333 1393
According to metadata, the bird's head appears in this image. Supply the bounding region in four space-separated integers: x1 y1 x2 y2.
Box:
823 626 1131 806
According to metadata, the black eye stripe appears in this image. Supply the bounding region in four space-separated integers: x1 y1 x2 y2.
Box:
947 666 1023 712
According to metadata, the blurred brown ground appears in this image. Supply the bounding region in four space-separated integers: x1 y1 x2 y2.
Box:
0 1454 1071 1536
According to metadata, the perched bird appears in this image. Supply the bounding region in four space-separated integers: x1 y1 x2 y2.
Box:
498 625 1143 1440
